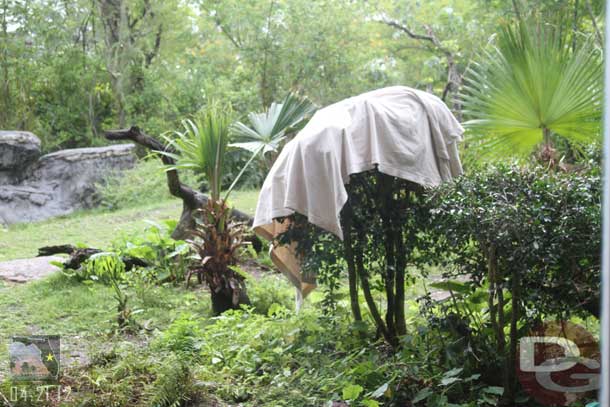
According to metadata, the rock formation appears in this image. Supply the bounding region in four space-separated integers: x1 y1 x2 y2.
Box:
0 131 135 225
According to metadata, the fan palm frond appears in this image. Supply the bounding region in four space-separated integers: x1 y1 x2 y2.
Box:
461 20 603 158
230 93 316 156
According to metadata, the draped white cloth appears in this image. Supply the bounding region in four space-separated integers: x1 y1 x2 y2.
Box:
253 86 464 296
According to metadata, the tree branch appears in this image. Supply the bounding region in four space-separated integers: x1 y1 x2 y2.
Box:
38 244 149 270
200 4 242 49
585 0 603 47
103 126 253 225
104 126 200 207
145 24 163 67
378 15 461 109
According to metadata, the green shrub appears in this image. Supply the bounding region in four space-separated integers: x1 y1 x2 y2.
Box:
428 164 601 319
74 342 199 407
153 313 203 360
112 219 190 284
248 274 295 316
426 163 601 404
144 353 197 407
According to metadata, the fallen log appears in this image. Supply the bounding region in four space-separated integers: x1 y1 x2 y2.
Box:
38 245 149 270
103 126 252 239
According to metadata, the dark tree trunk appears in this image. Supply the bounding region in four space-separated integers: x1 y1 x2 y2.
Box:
341 201 362 323
499 268 520 407
338 171 415 348
210 285 251 315
394 190 408 336
378 173 397 336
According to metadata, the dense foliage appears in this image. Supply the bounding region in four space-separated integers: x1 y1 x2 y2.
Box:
429 164 601 318
4 0 599 151
274 162 601 405
425 164 601 404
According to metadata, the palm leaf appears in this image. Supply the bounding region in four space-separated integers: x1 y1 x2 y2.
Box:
158 103 232 201
461 19 602 158
229 93 316 158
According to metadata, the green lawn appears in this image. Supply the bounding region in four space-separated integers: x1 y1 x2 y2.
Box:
0 190 260 261
0 268 216 382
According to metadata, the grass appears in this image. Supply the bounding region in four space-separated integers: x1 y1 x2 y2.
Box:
0 187 260 382
0 272 214 382
0 189 260 261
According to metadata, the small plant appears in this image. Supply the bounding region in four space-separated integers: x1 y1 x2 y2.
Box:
115 220 190 284
83 253 138 330
145 354 196 407
187 199 251 314
159 101 262 314
248 274 295 316
154 313 203 360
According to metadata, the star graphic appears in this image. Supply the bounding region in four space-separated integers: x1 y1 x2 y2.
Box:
46 352 54 362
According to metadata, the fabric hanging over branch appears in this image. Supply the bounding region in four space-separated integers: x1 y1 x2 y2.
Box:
253 86 464 295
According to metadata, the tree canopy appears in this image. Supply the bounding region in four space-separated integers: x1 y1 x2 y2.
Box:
0 0 603 152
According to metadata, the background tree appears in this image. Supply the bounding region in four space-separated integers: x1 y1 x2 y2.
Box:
0 0 604 155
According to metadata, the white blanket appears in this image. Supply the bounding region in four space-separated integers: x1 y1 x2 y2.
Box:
252 86 464 295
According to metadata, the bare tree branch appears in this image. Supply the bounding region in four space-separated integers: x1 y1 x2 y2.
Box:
200 4 243 49
145 24 163 67
103 126 253 239
585 0 603 47
377 15 462 116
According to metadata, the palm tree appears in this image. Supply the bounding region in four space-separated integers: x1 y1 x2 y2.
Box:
160 102 260 314
230 93 316 168
461 19 602 159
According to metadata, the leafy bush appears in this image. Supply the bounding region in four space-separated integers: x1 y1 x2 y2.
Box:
144 353 197 407
426 163 601 404
429 164 601 318
248 274 295 316
76 342 199 407
113 220 190 284
153 313 203 360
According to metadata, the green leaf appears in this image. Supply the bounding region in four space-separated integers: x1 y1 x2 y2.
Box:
429 281 471 294
412 387 433 403
230 93 316 160
440 377 461 386
443 367 464 378
342 384 363 401
362 400 380 407
461 18 602 158
483 386 504 395
370 382 389 399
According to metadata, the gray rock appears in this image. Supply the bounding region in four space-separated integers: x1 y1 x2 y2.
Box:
0 256 64 283
0 131 41 172
0 141 136 225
